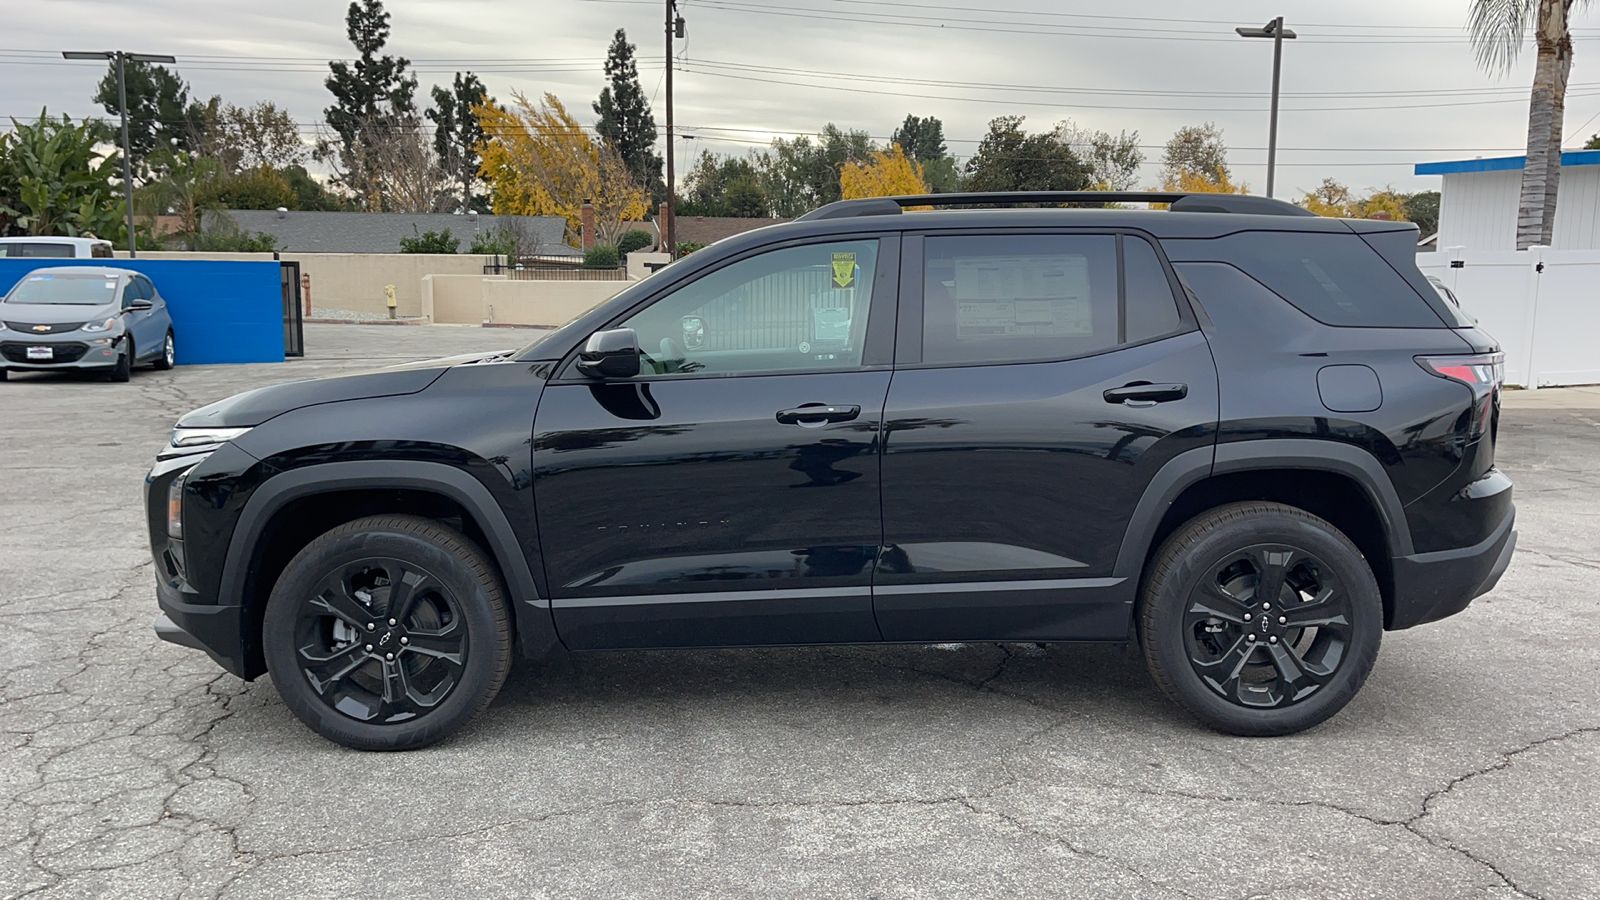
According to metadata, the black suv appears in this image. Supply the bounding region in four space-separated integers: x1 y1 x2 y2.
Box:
147 192 1515 750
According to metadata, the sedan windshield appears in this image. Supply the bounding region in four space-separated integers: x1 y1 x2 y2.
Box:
4 273 120 305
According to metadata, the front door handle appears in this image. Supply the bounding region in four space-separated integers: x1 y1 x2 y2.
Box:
1103 383 1188 406
776 404 861 426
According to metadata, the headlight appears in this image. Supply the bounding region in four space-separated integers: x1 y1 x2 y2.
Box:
80 317 117 333
167 469 190 539
159 426 251 460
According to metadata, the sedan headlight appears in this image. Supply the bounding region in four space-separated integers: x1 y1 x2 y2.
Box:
80 317 117 333
159 426 252 460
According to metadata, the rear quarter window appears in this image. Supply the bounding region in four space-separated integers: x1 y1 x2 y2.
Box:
1164 231 1446 328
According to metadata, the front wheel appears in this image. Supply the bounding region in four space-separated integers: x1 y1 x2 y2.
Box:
108 340 132 383
1139 502 1382 736
263 515 513 750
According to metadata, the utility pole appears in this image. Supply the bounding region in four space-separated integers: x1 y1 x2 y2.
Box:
62 49 178 257
1234 18 1296 199
665 1 683 258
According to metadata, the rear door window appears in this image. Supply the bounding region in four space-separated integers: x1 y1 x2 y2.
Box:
0 243 76 258
920 233 1184 366
1170 231 1445 328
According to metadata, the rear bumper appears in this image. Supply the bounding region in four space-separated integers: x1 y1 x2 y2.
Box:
1389 506 1516 630
154 577 249 678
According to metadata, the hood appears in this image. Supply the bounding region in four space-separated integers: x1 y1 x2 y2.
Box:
176 351 507 429
1 300 119 327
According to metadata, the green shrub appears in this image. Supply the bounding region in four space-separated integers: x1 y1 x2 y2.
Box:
675 241 706 256
467 229 516 256
583 244 621 268
616 229 654 256
399 226 460 254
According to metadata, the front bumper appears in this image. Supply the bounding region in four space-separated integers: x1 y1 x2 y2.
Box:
1389 506 1517 629
154 578 249 677
0 336 124 370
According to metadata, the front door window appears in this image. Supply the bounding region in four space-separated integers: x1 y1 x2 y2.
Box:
619 240 879 377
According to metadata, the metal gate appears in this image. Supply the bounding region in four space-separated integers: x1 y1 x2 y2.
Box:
280 261 304 357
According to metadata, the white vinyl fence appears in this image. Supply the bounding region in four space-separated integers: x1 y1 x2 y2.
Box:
1418 247 1600 389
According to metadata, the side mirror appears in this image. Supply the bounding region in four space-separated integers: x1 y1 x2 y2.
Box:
127 298 154 311
575 327 642 379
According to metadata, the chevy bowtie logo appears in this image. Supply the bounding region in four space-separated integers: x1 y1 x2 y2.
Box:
32 325 49 332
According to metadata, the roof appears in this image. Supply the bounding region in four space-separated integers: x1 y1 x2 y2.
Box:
208 210 578 255
1415 149 1600 175
11 266 134 277
673 216 792 247
0 237 110 247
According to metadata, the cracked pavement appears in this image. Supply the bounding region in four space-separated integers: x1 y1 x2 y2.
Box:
2 324 1596 899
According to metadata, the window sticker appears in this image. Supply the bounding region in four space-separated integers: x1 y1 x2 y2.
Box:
831 252 856 289
813 306 852 342
953 255 1092 336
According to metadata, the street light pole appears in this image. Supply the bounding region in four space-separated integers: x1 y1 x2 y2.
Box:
62 49 177 257
665 1 683 259
1234 18 1296 199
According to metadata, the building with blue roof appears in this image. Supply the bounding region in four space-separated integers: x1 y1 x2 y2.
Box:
1415 149 1600 250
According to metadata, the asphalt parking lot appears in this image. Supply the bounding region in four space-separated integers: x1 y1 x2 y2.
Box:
2 323 1596 900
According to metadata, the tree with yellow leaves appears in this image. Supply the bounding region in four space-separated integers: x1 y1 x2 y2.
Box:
474 91 648 247
840 144 929 200
1160 166 1249 195
1298 177 1409 221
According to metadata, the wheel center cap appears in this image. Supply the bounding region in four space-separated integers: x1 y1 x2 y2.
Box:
376 629 399 649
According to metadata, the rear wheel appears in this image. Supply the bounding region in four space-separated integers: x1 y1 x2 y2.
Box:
152 330 175 370
108 341 132 383
1139 502 1382 736
262 515 512 750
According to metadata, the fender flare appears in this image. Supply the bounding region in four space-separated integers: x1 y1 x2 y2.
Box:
220 459 557 661
1111 439 1412 581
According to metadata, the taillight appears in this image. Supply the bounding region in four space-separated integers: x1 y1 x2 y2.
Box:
1417 352 1504 439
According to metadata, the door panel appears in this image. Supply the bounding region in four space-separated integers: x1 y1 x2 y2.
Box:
875 331 1219 642
535 371 890 649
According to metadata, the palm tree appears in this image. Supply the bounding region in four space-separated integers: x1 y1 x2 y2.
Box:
1468 1 1591 249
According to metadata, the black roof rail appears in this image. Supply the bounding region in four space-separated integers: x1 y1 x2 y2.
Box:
796 191 1316 221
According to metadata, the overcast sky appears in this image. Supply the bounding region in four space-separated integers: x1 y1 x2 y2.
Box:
5 0 1600 198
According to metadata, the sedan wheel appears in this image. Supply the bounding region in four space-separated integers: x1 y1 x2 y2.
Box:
153 331 175 370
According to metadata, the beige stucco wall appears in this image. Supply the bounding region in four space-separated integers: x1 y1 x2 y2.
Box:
482 280 630 328
113 251 277 262
287 254 496 317
423 274 504 325
626 251 672 281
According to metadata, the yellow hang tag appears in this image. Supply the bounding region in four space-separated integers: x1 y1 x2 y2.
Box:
831 252 856 289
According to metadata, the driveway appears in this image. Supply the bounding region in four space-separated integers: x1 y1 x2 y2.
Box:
2 324 1595 899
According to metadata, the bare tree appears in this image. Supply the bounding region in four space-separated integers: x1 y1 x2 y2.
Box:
318 113 447 213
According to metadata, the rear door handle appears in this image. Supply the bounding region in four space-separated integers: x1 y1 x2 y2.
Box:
1103 383 1188 406
776 404 861 426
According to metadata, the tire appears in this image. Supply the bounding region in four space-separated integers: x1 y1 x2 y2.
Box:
263 515 513 751
1138 502 1382 737
152 330 175 370
108 341 132 382
0 368 7 382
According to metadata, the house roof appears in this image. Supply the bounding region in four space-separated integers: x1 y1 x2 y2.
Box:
673 216 792 247
209 210 578 255
1415 149 1600 176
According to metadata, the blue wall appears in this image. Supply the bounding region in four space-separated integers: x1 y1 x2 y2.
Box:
0 260 284 364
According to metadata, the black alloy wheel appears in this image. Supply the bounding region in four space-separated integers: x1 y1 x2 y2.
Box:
1140 502 1381 736
1183 544 1354 708
293 557 469 725
264 515 511 750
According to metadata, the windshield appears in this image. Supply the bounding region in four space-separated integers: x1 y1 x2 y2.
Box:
4 273 120 305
